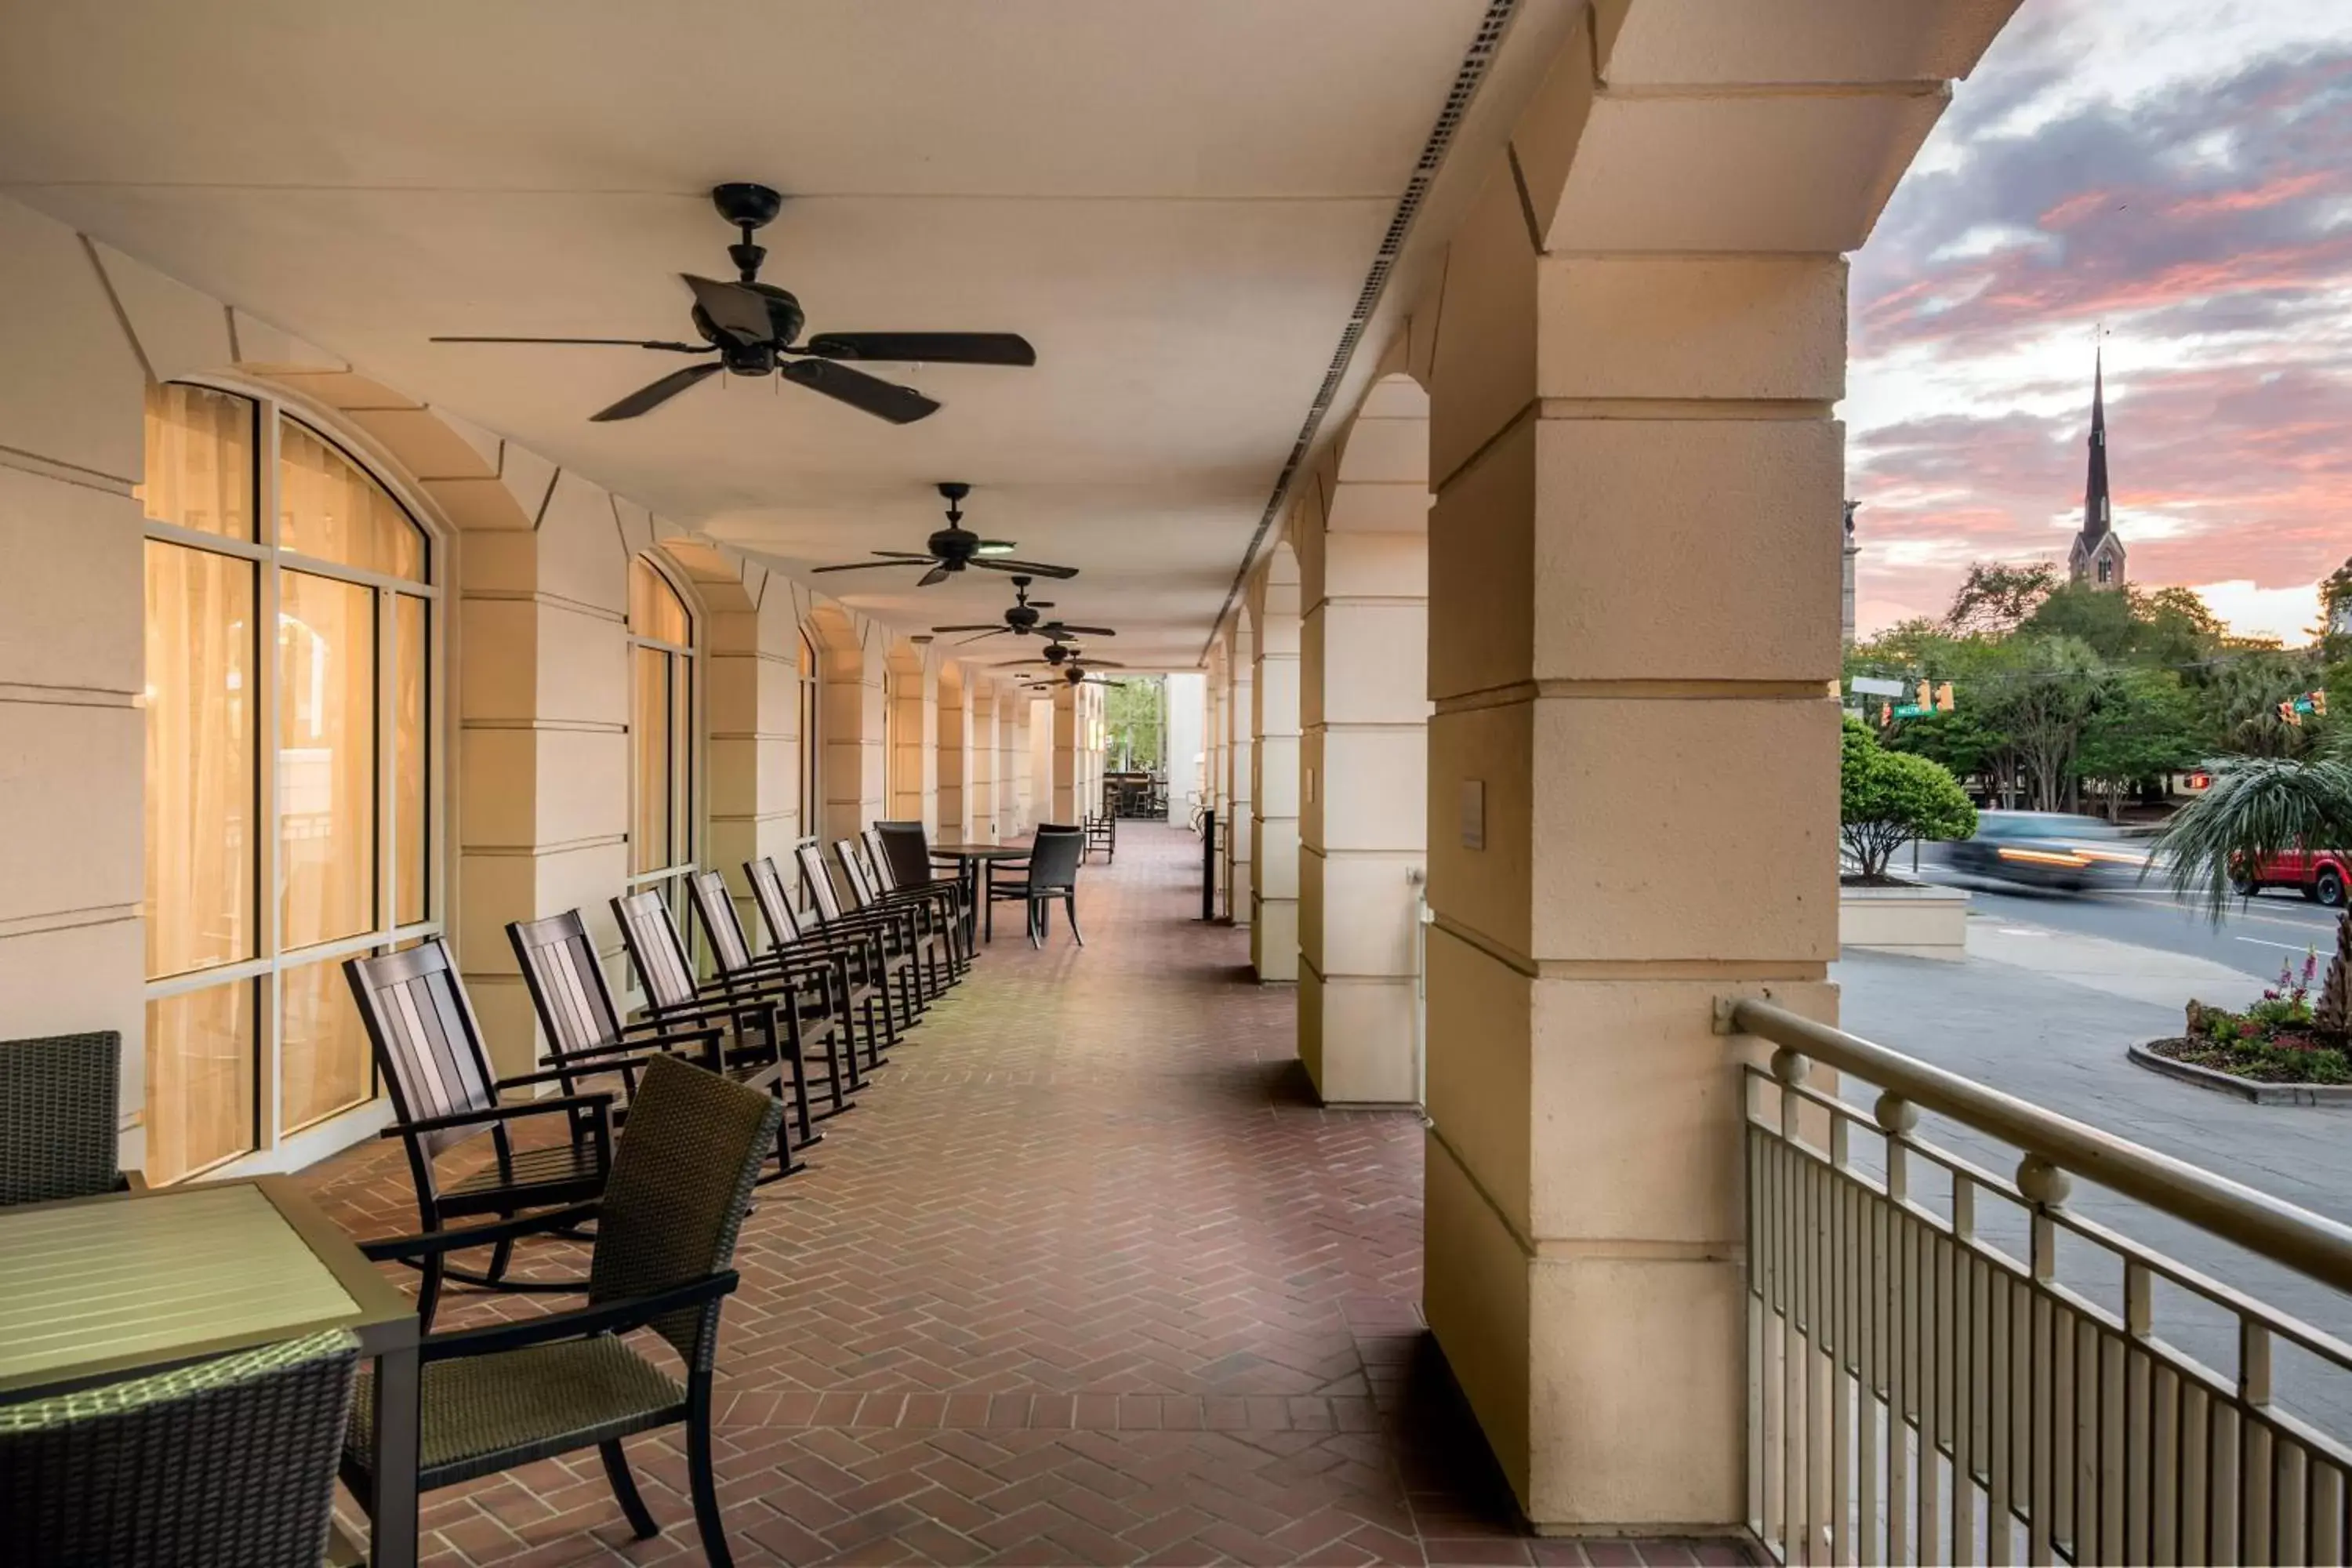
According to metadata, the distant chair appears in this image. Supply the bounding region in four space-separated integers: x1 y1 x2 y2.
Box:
1083 807 1116 863
342 1055 782 1568
0 1030 137 1206
344 940 633 1326
0 1328 359 1568
987 824 1087 948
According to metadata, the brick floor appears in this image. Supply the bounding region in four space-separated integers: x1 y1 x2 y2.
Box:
299 824 1744 1566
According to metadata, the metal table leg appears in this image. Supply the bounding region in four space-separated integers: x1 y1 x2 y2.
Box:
368 1338 422 1567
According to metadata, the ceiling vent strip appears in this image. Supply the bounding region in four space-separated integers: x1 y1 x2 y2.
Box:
1202 0 1519 662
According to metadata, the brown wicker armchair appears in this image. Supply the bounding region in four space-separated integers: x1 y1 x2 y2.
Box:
0 1328 359 1567
342 1055 782 1568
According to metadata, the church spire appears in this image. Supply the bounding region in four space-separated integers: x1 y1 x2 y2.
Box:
2068 342 2126 588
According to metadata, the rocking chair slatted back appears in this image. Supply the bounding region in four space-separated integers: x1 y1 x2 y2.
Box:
746 855 804 952
688 870 759 976
796 842 848 924
612 891 700 1013
833 840 880 909
342 940 498 1159
507 909 629 1062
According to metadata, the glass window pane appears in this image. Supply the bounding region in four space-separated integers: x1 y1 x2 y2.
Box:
278 419 426 581
144 541 256 978
136 382 254 539
632 644 673 874
394 594 428 926
280 955 372 1134
629 557 690 644
279 571 376 947
145 981 255 1184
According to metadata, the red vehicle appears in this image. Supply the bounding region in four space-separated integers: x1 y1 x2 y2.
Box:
2234 848 2350 907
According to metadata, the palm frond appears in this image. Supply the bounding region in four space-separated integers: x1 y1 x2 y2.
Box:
2147 757 2352 920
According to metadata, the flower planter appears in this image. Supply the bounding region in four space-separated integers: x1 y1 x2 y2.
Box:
2127 1038 2352 1105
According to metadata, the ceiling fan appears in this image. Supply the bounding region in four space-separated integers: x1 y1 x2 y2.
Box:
931 576 1114 645
1000 637 1124 674
430 182 1036 424
812 483 1077 586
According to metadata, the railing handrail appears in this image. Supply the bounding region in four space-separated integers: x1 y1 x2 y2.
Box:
1726 994 2352 1296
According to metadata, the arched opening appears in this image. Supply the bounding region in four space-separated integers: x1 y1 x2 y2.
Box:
137 377 444 1183
626 554 697 925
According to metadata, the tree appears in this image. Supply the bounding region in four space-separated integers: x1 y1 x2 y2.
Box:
2074 669 2202 820
1945 561 2060 637
1842 717 1978 880
2196 648 2328 759
1981 635 2108 811
2151 733 2352 1044
1102 676 1165 771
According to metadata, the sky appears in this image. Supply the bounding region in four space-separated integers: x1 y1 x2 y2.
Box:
1844 0 2352 644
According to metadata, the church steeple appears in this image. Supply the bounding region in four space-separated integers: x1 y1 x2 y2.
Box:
2068 344 2127 588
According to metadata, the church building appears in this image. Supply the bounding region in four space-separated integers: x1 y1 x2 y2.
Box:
2068 349 2128 588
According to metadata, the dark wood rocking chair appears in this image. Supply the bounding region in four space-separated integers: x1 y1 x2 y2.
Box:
685 868 880 1091
797 841 947 1007
747 851 918 1058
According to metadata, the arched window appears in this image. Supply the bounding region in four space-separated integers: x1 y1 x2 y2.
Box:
139 380 438 1183
797 628 822 854
628 557 696 919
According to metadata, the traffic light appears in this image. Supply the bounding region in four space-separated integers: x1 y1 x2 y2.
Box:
2279 699 2304 728
1915 680 1932 710
2315 690 2330 718
1934 682 1955 713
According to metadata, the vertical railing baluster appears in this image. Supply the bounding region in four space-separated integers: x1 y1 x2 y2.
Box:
1987 1268 2013 1566
1860 1180 1882 1568
1954 1178 1976 1565
2310 1459 2341 1567
2183 1381 2211 1566
2125 1264 2152 1564
2152 1362 2180 1567
2278 1439 2309 1567
2244 1323 2273 1566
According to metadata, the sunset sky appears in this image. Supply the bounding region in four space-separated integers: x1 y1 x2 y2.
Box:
1845 0 2352 644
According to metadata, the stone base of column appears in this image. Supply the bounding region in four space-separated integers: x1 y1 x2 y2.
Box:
1299 964 1417 1104
1250 894 1298 982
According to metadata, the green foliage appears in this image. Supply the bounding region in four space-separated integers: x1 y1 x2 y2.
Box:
1102 676 1166 771
2074 667 2203 819
1840 717 1978 879
1944 561 2060 637
2150 753 2352 917
2194 646 2330 759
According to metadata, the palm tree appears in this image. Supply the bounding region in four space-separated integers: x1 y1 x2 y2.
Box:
2151 729 2352 1040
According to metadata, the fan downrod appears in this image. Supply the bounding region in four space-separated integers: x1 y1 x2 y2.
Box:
712 183 783 281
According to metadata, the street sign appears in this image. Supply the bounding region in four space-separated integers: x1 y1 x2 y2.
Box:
1850 677 1905 697
1893 704 1934 718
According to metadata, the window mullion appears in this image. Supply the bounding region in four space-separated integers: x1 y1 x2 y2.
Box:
254 401 284 1155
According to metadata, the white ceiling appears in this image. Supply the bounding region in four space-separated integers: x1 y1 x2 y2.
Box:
0 0 1493 669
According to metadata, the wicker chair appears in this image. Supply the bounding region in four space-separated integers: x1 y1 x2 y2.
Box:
0 1030 137 1206
0 1328 359 1568
343 1055 782 1568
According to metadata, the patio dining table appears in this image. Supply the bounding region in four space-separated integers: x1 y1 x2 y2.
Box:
931 840 1031 946
0 1174 422 1566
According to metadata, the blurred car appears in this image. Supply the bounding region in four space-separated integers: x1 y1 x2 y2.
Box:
1946 811 2148 892
2233 848 2349 907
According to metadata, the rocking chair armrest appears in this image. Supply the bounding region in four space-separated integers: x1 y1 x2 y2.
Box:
382 1092 615 1139
418 1271 741 1363
635 996 780 1034
358 1200 604 1263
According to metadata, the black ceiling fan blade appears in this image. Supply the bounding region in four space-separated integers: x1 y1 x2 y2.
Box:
929 624 1002 634
973 557 1078 579
779 358 940 424
802 332 1036 367
810 559 928 575
682 274 778 346
1040 623 1116 637
432 336 714 352
588 361 723 422
917 564 953 587
956 628 1012 645
869 550 942 560
1074 660 1127 670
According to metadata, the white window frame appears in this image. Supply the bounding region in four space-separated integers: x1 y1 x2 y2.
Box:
140 379 448 1180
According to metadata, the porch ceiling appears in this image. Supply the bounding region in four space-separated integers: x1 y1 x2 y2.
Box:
0 0 1490 670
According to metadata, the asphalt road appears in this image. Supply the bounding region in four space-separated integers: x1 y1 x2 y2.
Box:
1907 843 2342 975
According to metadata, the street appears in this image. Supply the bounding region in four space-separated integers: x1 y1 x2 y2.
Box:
1909 842 2341 972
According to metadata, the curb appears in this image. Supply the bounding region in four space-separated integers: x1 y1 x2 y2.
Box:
2126 1040 2352 1106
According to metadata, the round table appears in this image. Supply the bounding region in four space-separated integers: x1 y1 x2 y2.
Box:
930 843 1031 946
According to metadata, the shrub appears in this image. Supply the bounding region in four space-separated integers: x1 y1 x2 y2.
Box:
1840 717 1979 880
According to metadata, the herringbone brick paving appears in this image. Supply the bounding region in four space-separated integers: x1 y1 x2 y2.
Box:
299 825 1744 1566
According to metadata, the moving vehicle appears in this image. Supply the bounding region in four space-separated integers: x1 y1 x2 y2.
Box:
1945 811 2147 893
2233 848 2350 907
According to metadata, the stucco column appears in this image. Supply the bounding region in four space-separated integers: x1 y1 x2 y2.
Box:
1222 629 1254 927
1299 376 1429 1103
969 681 997 841
1050 682 1079 824
1410 0 2006 1532
1250 558 1302 981
938 667 971 841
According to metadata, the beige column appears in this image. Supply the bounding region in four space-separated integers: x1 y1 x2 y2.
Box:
1204 648 1228 910
937 662 971 841
1011 695 1041 834
1221 623 1254 927
818 613 885 844
1414 4 2001 1533
968 681 997 842
1250 550 1302 980
1049 682 1079 823
1299 376 1430 1103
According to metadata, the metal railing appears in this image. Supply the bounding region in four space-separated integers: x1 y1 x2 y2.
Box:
1728 995 2352 1566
